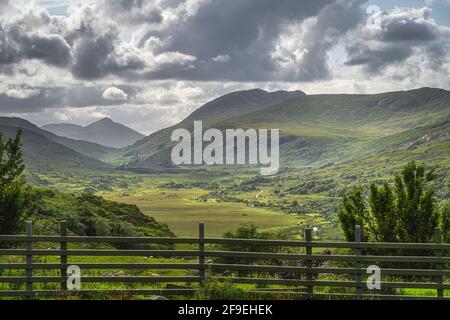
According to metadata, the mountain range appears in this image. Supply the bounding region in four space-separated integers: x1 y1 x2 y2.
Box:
120 87 450 170
0 121 110 171
0 87 449 174
120 89 307 166
42 118 145 148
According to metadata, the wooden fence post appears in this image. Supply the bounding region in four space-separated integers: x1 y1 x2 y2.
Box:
305 228 313 298
355 225 362 300
60 221 68 291
198 223 206 287
434 227 443 299
26 221 33 300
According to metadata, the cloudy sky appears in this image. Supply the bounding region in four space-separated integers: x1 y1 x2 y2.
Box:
0 0 449 134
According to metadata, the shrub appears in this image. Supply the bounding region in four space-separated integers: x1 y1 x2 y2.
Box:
195 279 249 300
338 162 440 243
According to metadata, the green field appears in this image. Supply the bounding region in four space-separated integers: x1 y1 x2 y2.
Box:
104 187 301 237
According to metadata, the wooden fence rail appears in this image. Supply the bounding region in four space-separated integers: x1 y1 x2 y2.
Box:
0 221 449 300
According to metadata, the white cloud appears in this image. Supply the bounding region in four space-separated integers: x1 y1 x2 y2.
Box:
212 55 231 63
345 6 450 74
6 88 40 99
102 87 128 101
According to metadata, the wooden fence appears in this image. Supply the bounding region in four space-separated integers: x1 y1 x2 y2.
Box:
0 221 449 300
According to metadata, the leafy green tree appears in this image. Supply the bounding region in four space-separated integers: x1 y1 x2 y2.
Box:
338 162 440 243
0 130 31 237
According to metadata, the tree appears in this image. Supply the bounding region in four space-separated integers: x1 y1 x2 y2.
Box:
394 162 438 243
0 130 31 236
442 201 450 243
0 130 25 189
337 187 370 242
216 224 285 273
338 162 440 243
369 183 398 242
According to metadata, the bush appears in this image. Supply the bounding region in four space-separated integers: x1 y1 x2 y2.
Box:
95 217 111 236
195 280 249 300
338 162 440 243
212 224 292 277
0 181 31 237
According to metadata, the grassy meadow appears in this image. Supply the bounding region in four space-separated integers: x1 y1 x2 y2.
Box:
104 187 301 237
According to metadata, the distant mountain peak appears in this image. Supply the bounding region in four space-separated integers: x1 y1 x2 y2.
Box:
95 117 114 123
186 88 306 123
42 117 145 148
246 88 266 93
86 117 115 128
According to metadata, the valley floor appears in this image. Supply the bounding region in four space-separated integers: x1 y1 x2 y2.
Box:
104 188 300 237
28 168 344 239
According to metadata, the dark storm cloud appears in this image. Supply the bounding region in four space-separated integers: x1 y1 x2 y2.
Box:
379 20 438 42
14 31 73 67
0 2 147 80
66 5 148 80
70 38 147 80
130 0 367 81
0 22 72 67
0 25 20 64
3 0 448 87
345 45 413 73
345 7 450 74
0 0 369 82
287 0 366 81
162 0 330 58
0 2 74 67
71 36 115 79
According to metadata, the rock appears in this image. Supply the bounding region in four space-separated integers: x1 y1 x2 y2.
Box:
150 295 169 301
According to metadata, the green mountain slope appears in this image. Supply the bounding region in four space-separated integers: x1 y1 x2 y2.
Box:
120 89 306 166
32 189 174 241
220 87 450 165
187 88 306 124
0 117 117 161
41 123 83 138
120 87 450 169
43 118 145 148
0 125 110 171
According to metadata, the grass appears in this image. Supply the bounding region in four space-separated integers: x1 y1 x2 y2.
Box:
104 187 301 237
399 288 450 297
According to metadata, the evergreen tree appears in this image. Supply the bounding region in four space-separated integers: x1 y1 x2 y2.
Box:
337 187 370 242
369 182 398 242
394 162 438 243
0 130 31 236
442 201 450 243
